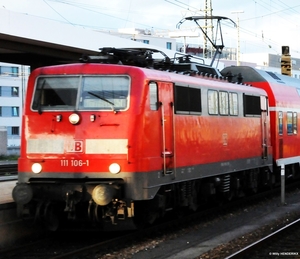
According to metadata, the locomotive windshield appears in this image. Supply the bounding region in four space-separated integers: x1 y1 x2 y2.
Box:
32 75 130 112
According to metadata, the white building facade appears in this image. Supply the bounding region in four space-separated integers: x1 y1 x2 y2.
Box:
0 62 29 150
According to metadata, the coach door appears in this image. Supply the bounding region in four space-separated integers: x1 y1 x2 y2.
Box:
261 95 268 159
159 82 175 177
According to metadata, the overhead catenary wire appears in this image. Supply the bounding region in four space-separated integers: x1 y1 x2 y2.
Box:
16 0 300 57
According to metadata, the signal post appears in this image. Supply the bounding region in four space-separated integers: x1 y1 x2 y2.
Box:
281 46 292 76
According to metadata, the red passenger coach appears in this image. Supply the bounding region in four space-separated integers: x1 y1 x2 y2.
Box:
222 66 300 176
13 49 274 230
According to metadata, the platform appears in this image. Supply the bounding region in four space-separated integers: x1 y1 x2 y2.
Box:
0 181 16 204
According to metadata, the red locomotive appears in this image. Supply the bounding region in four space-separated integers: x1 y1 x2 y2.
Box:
12 48 298 230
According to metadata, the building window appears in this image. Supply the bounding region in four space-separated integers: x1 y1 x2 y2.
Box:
0 106 19 117
12 107 19 116
7 126 19 136
12 87 19 97
0 66 19 77
0 86 19 97
11 67 19 76
166 42 172 50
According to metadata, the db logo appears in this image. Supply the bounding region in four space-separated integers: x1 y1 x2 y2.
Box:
66 140 83 153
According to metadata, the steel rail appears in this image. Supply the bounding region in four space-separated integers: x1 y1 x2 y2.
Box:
0 163 18 181
225 218 300 259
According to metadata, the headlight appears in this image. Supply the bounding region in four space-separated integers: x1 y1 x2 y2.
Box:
31 163 42 174
69 113 80 124
109 163 121 174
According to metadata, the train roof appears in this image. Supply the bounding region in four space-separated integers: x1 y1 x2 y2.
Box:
81 47 222 78
30 48 267 99
221 66 300 87
221 66 300 108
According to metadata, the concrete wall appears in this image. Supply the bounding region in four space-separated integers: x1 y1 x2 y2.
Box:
0 127 7 155
7 146 20 156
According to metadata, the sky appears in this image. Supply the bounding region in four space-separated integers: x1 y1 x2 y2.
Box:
1 0 300 58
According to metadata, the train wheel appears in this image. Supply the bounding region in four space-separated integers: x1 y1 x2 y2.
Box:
35 201 60 231
188 183 199 211
223 190 234 201
44 206 60 231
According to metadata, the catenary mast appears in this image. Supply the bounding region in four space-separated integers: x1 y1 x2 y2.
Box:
204 0 213 58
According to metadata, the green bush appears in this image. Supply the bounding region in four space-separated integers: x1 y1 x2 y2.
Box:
0 155 19 161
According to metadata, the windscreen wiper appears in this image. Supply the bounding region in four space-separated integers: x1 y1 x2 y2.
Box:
87 91 116 112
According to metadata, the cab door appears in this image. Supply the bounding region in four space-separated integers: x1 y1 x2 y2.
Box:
158 82 175 176
260 95 269 159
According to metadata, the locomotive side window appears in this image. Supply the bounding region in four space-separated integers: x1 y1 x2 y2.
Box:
208 90 218 115
243 94 261 116
219 91 229 115
80 76 129 111
229 92 238 116
175 85 189 114
278 111 283 135
208 90 238 116
149 82 158 111
32 77 79 111
174 85 201 114
189 87 202 114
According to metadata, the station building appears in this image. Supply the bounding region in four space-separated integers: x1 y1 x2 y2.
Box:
0 63 29 154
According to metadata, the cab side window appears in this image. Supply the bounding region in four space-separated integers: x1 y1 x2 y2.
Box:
149 82 158 111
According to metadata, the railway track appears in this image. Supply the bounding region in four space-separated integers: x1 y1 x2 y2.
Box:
1 182 299 259
226 218 300 259
0 162 18 181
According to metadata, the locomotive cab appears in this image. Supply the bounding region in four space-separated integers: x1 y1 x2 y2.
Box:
13 67 141 229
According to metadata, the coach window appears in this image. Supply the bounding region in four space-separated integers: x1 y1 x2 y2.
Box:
293 112 297 134
229 92 238 115
208 90 218 115
219 91 229 115
278 111 283 135
149 82 158 110
287 112 293 134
